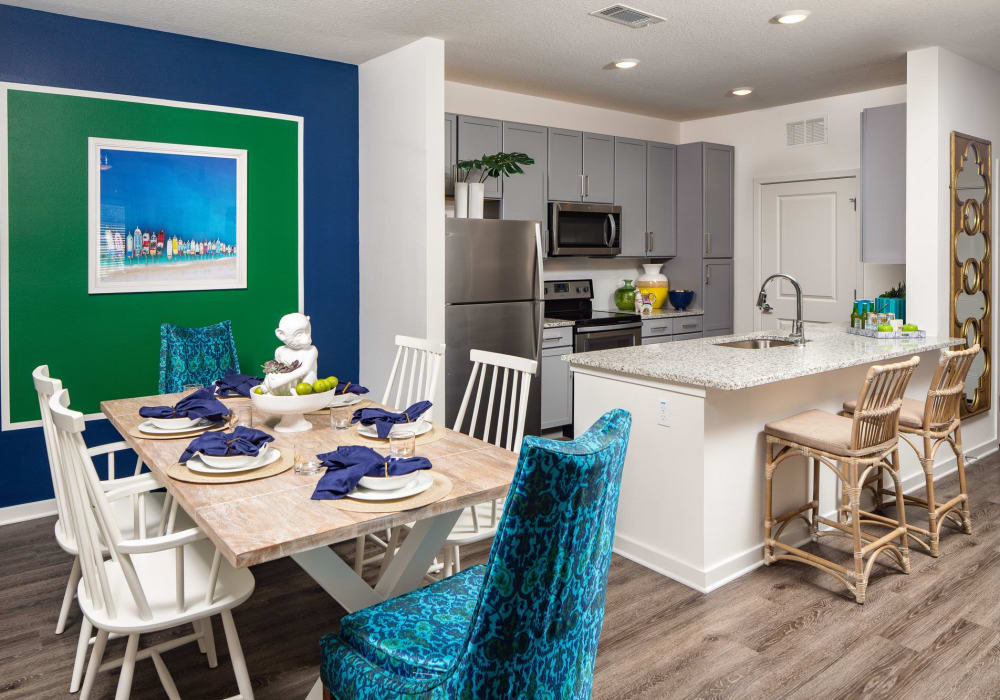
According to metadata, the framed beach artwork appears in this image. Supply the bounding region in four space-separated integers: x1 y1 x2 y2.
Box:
88 137 247 294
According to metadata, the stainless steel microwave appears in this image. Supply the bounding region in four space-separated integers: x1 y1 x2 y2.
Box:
548 202 622 257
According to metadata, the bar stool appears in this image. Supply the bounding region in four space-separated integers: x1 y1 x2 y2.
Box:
763 356 919 604
842 344 978 557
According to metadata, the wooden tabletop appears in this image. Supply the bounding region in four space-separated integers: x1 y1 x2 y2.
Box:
101 393 517 569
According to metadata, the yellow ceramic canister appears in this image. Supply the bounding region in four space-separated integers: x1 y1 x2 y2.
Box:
636 264 669 309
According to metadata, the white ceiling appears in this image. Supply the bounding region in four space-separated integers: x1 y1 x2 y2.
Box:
8 0 1000 120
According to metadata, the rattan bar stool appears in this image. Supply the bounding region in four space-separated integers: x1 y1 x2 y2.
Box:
763 356 920 604
842 344 978 557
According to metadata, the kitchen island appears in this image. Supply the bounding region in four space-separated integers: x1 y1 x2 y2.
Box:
565 326 963 592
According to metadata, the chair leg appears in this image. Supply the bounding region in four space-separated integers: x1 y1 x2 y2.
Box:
921 435 940 556
442 546 454 577
848 461 866 604
115 634 140 700
221 609 255 700
954 425 973 534
353 535 365 576
70 616 92 693
57 556 81 634
202 616 218 668
80 628 109 700
763 439 775 564
150 650 181 700
453 545 462 574
890 450 910 573
195 620 207 654
810 456 820 541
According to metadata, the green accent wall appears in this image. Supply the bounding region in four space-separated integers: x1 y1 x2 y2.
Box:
6 89 299 422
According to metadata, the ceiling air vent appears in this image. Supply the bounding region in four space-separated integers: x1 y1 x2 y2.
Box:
786 117 827 147
590 4 666 28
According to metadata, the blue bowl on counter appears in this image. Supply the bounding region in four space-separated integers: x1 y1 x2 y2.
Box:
669 289 694 311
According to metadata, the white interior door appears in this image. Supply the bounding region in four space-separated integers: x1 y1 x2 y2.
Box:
759 177 859 331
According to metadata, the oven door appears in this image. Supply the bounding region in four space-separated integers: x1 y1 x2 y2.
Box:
549 202 622 256
574 322 642 353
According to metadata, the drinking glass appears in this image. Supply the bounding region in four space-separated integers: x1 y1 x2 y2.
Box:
233 405 253 428
389 430 416 459
182 383 203 393
330 406 352 431
292 438 322 476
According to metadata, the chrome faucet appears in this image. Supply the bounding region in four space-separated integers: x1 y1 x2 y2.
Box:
756 273 806 345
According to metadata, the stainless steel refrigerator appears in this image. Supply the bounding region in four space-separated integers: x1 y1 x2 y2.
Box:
445 219 543 436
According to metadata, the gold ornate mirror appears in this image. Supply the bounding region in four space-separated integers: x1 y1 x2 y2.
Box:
950 132 992 418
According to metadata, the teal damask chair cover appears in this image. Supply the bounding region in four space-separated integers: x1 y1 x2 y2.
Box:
158 321 240 394
319 408 632 699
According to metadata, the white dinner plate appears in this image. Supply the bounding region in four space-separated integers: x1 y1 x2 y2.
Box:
329 393 363 408
149 415 202 430
358 472 418 491
348 471 433 501
185 447 281 475
138 419 219 435
356 418 432 439
201 445 271 469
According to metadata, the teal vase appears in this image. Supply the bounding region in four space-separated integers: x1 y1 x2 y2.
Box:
614 280 637 311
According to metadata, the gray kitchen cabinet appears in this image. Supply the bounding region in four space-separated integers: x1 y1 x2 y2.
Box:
547 128 584 201
642 335 673 345
860 103 906 264
673 330 704 341
662 144 707 299
703 259 734 334
583 132 614 203
502 121 548 228
646 142 677 257
703 328 733 338
615 137 647 256
703 143 734 258
444 112 457 196
458 115 502 198
541 346 573 429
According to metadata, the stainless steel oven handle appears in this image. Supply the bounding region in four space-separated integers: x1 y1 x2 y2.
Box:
607 213 618 248
576 322 643 333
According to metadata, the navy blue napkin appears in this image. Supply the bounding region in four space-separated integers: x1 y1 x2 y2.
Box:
311 445 431 500
214 369 263 398
180 426 275 463
351 400 432 439
335 380 369 396
140 387 231 423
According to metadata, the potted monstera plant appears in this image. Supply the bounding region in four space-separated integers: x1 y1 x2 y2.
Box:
456 152 535 218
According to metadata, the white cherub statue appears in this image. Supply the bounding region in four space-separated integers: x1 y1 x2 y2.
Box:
263 312 319 395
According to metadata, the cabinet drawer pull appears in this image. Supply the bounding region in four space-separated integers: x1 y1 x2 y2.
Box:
680 323 698 329
649 326 669 332
542 336 562 344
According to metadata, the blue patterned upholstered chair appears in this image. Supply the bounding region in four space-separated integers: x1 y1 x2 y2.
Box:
158 320 240 394
319 408 632 699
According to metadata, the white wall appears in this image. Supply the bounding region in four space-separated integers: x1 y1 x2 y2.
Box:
680 85 907 332
905 46 1000 454
359 38 445 401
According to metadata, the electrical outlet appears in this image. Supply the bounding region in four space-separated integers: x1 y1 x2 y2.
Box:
657 400 671 427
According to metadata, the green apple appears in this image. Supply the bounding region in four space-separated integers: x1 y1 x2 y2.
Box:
902 323 918 331
295 382 313 395
877 324 893 332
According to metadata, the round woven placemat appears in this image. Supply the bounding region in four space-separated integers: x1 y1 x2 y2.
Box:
345 423 446 448
332 471 453 513
305 398 372 416
165 449 292 484
128 415 236 441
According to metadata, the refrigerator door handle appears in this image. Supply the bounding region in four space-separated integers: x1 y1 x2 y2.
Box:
534 222 545 301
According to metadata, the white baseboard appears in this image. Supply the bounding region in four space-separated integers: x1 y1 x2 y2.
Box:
0 498 56 526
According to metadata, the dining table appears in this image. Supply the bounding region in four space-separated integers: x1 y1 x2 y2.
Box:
100 392 518 620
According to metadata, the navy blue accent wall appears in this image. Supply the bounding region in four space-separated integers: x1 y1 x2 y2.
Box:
0 4 358 509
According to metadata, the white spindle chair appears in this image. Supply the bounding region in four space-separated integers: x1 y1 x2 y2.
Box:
354 335 446 574
33 365 170 692
48 388 256 700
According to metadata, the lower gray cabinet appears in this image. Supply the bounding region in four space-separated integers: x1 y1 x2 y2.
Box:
541 345 572 429
703 328 733 338
703 260 734 333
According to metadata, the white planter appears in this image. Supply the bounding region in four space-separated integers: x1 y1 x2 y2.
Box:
468 182 485 219
455 182 469 218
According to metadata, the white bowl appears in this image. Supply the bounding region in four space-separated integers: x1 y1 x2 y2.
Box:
200 445 269 469
149 416 202 430
250 389 337 432
358 473 418 491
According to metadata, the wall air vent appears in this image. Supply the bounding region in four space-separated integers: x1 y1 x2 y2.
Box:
590 4 666 28
786 117 827 146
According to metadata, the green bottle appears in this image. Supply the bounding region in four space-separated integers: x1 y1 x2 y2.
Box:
861 302 870 329
850 301 860 330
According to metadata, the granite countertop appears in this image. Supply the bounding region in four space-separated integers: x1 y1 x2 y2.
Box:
543 318 575 329
563 325 964 391
638 307 703 319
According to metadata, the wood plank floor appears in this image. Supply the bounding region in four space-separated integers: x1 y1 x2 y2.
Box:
2 452 999 699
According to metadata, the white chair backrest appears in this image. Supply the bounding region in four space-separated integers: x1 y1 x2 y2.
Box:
382 335 446 421
33 365 73 528
453 349 538 453
48 389 153 623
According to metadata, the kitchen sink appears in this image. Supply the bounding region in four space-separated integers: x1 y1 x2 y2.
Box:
715 338 803 349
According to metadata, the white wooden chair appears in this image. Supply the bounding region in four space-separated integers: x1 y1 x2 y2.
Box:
354 335 446 574
33 365 170 692
48 388 256 700
385 350 537 577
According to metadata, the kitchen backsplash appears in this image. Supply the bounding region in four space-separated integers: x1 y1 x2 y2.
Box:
543 257 663 310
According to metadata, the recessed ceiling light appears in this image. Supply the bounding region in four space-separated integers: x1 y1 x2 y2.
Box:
772 9 810 24
614 58 640 69
730 87 753 96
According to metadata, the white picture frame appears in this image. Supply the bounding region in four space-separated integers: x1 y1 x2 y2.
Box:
87 137 248 294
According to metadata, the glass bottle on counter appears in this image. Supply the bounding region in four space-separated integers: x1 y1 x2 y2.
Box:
850 301 861 330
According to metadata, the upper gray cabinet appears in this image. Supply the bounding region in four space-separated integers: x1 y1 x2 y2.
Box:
860 103 906 264
614 137 647 256
703 143 734 258
583 133 615 203
444 112 457 197
547 128 584 201
501 121 548 228
646 142 677 257
458 115 502 198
